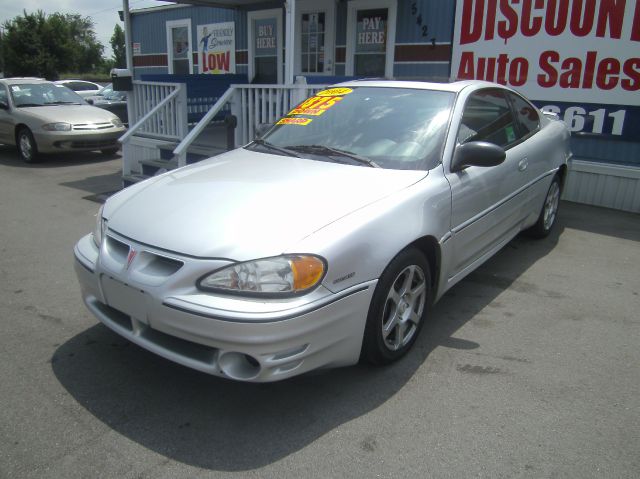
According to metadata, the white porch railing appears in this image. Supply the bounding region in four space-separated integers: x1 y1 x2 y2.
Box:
119 81 188 175
173 82 327 165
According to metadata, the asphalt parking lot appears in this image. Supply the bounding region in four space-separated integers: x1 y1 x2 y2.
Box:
0 145 638 478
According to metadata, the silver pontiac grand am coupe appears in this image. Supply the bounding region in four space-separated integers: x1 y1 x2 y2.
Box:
74 81 571 382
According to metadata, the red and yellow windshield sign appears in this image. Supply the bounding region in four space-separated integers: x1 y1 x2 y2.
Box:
277 117 312 126
316 87 353 97
289 95 344 116
287 88 352 117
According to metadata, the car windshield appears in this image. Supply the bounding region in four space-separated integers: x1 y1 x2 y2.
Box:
102 88 126 101
253 86 455 171
9 83 84 107
98 84 114 96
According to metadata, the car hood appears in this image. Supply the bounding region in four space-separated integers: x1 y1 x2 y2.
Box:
19 104 118 123
105 149 427 260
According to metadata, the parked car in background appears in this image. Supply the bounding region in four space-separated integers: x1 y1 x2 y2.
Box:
91 86 128 126
54 79 102 99
85 83 114 104
0 78 126 162
74 80 571 382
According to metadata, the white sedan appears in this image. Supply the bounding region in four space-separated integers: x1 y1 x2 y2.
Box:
54 80 102 99
74 81 571 382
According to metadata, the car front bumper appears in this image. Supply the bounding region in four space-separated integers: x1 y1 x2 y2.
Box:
73 233 376 382
34 127 125 153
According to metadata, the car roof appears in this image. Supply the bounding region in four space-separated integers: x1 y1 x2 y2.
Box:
0 77 48 85
331 79 502 93
54 79 98 84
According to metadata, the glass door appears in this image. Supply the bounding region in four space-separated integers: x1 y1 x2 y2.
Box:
248 9 283 84
296 0 335 76
301 12 326 74
166 20 193 74
346 0 397 78
354 9 388 76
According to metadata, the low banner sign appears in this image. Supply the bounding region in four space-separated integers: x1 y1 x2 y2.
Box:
451 0 640 141
198 22 236 74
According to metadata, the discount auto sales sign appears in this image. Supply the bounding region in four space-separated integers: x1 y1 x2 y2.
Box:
451 0 640 140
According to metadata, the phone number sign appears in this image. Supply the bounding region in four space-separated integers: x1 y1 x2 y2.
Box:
533 102 640 141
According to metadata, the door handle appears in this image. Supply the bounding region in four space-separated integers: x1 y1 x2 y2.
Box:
518 158 528 171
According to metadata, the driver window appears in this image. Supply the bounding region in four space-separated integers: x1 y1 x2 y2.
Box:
0 86 8 105
457 89 517 148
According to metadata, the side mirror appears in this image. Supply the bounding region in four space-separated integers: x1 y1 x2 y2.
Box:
451 141 506 172
0 100 8 110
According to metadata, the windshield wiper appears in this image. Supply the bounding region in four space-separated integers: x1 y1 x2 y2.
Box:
249 138 302 158
45 101 81 105
287 144 381 168
16 103 45 107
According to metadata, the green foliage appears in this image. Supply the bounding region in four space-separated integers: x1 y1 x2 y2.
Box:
111 24 126 68
1 10 105 79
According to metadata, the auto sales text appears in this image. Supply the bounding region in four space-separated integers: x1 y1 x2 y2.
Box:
456 0 640 91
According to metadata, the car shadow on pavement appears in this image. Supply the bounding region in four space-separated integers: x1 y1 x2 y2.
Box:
52 222 565 471
0 144 120 168
60 172 123 202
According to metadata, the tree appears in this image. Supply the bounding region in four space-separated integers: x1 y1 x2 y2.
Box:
1 10 103 79
110 24 126 68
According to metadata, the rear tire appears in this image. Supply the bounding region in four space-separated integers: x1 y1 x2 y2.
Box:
526 175 561 238
17 127 39 163
100 148 119 155
361 248 431 365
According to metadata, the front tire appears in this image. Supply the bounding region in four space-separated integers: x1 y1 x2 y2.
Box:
17 127 39 163
526 175 561 238
361 248 431 365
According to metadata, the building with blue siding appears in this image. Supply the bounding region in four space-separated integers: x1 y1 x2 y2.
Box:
123 0 639 212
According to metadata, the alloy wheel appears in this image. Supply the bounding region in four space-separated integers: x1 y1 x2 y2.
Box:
543 181 560 230
381 265 427 351
19 133 33 162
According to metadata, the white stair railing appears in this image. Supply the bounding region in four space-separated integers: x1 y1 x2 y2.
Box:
119 81 187 175
172 82 327 166
233 83 327 145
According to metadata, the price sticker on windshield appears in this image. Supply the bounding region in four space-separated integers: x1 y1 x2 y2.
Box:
289 95 344 116
316 88 352 97
277 117 312 126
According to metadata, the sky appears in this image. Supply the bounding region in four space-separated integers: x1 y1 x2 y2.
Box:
0 0 172 57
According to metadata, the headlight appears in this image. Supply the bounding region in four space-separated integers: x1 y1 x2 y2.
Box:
92 205 106 248
42 122 71 131
111 118 123 128
198 255 326 296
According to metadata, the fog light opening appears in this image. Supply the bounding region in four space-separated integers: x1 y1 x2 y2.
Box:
218 351 261 380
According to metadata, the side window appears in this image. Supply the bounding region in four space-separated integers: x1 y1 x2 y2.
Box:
68 82 93 91
457 89 518 148
507 91 540 137
0 86 8 105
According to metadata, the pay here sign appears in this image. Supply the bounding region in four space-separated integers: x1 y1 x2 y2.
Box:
451 0 640 140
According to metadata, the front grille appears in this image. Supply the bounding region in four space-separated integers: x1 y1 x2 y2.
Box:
72 122 114 131
104 235 184 278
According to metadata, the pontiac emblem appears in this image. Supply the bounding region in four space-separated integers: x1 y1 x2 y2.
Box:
126 248 137 269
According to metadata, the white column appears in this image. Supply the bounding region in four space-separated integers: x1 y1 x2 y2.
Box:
285 0 296 84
